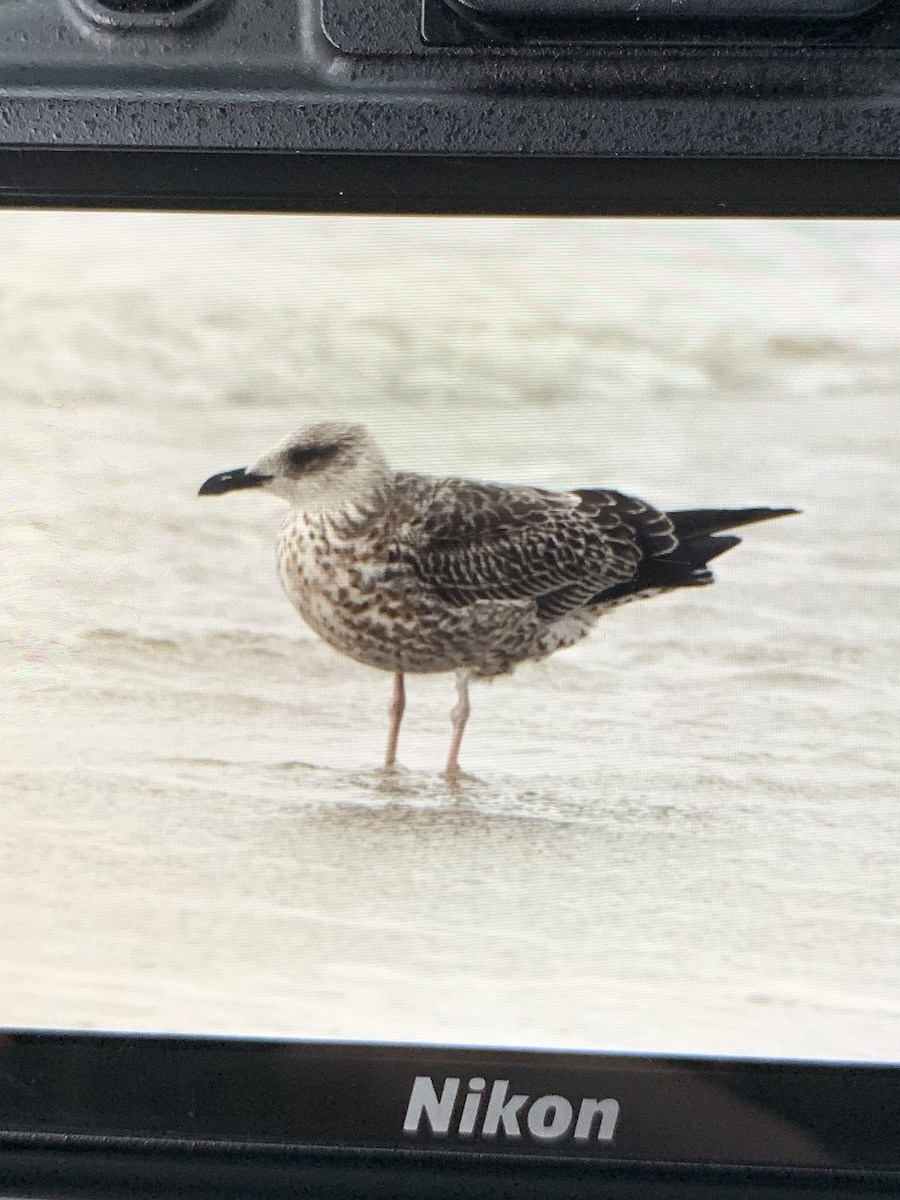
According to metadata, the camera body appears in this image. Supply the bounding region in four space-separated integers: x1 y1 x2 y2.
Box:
1 7 899 1200
1 0 900 211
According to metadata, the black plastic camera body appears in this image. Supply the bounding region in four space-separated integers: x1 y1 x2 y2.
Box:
1 6 899 1200
1 0 900 212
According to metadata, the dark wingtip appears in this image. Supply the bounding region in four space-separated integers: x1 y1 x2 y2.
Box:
667 506 801 539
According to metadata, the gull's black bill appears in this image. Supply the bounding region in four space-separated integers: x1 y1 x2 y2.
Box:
198 468 272 496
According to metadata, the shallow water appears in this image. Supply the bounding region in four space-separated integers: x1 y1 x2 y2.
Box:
1 213 898 1061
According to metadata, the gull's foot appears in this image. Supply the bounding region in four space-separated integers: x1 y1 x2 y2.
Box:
443 766 480 786
372 762 413 794
376 761 410 776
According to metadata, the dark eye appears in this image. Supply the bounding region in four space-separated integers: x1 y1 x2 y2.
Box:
286 443 339 473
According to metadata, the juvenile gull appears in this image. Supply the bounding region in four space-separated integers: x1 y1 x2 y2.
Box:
199 422 796 775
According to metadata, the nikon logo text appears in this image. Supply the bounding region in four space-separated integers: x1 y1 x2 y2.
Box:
403 1076 620 1143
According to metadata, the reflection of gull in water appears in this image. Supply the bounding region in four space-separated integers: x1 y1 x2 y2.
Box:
200 422 796 776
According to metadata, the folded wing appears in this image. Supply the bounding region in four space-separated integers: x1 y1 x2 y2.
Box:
395 479 677 619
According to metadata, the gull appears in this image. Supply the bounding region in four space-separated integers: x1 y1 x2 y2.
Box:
199 421 796 776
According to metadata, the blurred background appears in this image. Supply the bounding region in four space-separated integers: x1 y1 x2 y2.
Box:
1 214 897 1061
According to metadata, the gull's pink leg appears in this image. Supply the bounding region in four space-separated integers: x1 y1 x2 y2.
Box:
445 670 471 777
384 671 405 768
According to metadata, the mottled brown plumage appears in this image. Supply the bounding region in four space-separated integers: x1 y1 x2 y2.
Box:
199 421 797 774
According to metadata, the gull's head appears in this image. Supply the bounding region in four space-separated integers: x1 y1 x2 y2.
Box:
199 422 390 511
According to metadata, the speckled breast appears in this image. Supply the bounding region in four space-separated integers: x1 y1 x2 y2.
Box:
274 508 561 677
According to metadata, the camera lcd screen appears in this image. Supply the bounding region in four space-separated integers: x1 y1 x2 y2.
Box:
2 212 897 1069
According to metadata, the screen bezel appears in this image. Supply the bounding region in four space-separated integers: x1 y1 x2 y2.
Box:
2 151 900 217
0 1032 898 1192
1 185 897 1196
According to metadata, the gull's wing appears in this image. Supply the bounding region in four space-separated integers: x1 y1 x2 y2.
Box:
392 477 676 618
